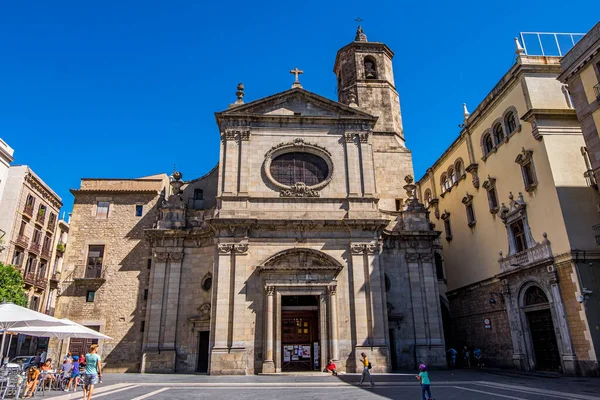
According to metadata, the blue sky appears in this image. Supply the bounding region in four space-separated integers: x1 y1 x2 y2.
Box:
0 1 596 214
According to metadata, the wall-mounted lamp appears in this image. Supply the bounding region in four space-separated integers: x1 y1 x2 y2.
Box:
489 292 505 305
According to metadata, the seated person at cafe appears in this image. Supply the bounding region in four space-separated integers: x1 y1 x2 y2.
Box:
40 359 56 388
23 366 41 398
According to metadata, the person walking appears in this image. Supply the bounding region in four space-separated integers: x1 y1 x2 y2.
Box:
416 364 434 400
358 352 374 387
447 347 457 368
463 346 471 369
66 355 80 392
82 344 102 400
474 347 483 369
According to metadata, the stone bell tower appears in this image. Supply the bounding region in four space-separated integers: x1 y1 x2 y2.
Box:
334 26 405 145
334 27 413 208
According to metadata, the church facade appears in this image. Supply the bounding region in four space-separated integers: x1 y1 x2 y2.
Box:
54 28 446 374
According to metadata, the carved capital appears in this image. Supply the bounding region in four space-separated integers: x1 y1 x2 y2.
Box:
327 285 337 296
234 243 248 254
350 244 365 254
358 132 369 143
169 252 184 261
420 253 433 262
218 244 234 254
265 285 275 296
344 132 357 143
155 251 169 261
365 243 380 254
405 252 420 262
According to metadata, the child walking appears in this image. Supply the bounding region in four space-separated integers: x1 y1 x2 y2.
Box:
416 364 434 400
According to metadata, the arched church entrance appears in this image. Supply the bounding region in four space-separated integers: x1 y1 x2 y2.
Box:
281 295 320 371
522 285 560 371
258 248 343 374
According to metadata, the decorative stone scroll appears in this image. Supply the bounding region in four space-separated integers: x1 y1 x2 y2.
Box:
280 182 320 198
197 303 211 320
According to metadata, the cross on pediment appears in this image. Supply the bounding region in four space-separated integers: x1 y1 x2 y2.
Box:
290 67 303 88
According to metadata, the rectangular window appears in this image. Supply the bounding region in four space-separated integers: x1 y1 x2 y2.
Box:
511 220 527 253
147 258 152 269
194 189 204 200
96 201 110 219
12 249 23 266
487 187 499 211
25 257 35 274
443 219 452 240
86 291 96 303
26 194 35 207
86 245 105 278
135 205 143 217
466 203 476 226
18 220 27 236
395 199 403 211
32 229 41 244
143 289 148 301
29 296 40 311
140 320 145 333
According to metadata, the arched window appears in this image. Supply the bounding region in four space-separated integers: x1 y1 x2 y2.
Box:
424 189 432 207
504 111 518 134
483 133 494 155
524 286 548 306
455 159 464 178
270 152 329 187
493 123 504 144
364 56 378 79
440 174 448 193
434 252 444 281
448 167 456 185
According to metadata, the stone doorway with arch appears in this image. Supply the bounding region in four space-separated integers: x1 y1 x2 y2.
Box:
521 285 561 371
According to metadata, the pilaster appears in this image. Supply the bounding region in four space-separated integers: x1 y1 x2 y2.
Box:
344 133 362 197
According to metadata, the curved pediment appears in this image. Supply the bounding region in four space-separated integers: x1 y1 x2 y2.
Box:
258 248 343 273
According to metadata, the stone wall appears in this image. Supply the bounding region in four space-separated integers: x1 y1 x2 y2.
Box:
558 261 599 376
55 191 162 372
448 279 513 368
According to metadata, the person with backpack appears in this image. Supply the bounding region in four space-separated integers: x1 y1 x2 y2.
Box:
474 347 483 369
358 352 374 387
416 363 434 400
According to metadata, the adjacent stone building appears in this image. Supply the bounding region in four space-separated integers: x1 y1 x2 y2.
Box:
416 38 600 376
55 27 447 374
0 165 62 314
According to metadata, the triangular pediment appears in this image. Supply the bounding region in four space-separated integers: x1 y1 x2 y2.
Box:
217 88 376 120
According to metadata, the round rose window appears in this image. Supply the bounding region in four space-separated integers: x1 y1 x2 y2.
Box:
269 152 329 187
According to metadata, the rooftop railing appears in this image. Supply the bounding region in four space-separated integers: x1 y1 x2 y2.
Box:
519 32 585 57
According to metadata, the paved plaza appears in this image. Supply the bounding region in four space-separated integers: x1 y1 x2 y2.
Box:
39 370 600 400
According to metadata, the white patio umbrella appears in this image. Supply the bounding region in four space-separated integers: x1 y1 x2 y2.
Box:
0 302 69 362
10 319 112 359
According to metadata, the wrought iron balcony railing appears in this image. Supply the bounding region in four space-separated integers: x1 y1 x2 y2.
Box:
29 242 41 255
23 204 34 217
41 246 52 259
23 272 36 286
36 211 46 225
15 235 30 249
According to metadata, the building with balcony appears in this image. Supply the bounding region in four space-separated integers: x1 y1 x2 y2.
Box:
416 38 600 376
0 165 62 313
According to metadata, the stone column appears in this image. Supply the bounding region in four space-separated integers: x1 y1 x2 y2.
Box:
407 252 428 363
237 130 250 195
548 265 577 374
503 281 527 370
144 251 168 351
358 132 376 196
230 244 248 350
262 285 276 373
366 243 386 348
344 133 362 197
350 244 370 346
222 130 239 195
213 244 233 350
162 251 183 350
328 285 339 361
